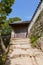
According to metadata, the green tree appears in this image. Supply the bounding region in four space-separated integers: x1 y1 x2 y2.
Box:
0 0 15 64
0 0 15 50
8 17 21 22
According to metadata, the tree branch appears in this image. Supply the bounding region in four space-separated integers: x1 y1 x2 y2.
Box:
1 38 9 53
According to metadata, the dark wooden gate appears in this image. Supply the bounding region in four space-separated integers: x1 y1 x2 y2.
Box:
14 28 28 38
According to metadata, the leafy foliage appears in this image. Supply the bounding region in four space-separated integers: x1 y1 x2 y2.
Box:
8 17 21 22
1 16 21 35
0 0 14 15
0 0 15 65
1 26 12 35
0 0 15 29
30 36 38 43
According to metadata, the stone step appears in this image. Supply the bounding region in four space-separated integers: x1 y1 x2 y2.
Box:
8 48 43 58
10 40 30 44
9 54 43 65
9 44 31 50
6 38 43 65
10 38 30 45
7 54 43 65
11 38 29 41
35 55 43 65
10 42 29 45
13 44 31 49
10 57 33 65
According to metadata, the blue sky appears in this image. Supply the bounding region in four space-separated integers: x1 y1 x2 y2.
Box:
7 0 40 21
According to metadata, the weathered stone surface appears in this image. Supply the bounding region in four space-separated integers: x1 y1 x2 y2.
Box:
37 37 43 51
10 57 33 65
6 38 43 65
30 10 43 38
40 37 43 50
35 55 43 65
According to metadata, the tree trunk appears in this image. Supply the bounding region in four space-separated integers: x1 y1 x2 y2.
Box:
1 38 9 53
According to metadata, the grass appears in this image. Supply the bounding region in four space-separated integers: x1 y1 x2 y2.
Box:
30 36 38 43
30 36 38 47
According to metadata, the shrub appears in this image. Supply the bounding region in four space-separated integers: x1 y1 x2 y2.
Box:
1 26 12 48
30 36 38 43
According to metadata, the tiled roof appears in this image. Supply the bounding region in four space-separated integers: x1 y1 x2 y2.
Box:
10 21 31 25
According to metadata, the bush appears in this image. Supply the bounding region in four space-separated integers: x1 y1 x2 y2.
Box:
30 36 38 47
30 36 38 43
1 26 12 48
1 26 12 35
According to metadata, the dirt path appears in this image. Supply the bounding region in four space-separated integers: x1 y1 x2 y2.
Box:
7 38 43 65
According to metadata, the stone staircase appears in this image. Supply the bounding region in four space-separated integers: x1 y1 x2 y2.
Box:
7 38 43 65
